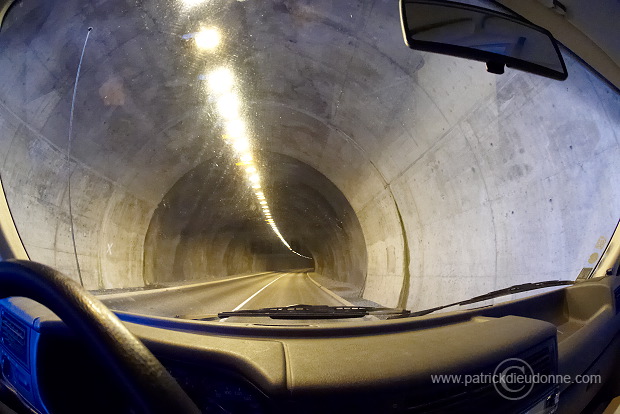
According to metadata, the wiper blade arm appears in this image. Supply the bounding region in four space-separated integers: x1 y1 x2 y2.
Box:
409 280 574 317
218 304 410 319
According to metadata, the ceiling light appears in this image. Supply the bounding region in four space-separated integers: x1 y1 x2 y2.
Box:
232 138 250 152
182 0 207 7
217 93 241 119
225 119 246 139
194 28 220 50
207 68 234 95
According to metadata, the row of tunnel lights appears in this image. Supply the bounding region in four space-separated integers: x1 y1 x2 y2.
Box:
187 28 312 260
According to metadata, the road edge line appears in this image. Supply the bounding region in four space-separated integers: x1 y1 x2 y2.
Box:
96 272 274 300
306 273 354 306
232 274 287 311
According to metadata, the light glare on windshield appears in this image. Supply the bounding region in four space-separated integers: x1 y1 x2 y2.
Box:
202 63 311 260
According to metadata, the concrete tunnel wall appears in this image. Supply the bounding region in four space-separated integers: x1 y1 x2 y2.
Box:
0 0 617 308
144 153 366 287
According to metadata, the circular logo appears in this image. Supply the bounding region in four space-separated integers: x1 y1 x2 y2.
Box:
493 358 535 401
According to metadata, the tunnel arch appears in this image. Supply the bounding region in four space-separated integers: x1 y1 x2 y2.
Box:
0 0 616 310
143 152 368 291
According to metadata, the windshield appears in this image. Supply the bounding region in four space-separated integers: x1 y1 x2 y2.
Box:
0 0 618 321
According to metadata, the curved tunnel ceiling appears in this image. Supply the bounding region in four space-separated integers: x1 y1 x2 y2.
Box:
145 152 366 290
0 0 617 310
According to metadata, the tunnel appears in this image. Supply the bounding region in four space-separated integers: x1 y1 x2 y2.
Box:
0 0 618 311
144 152 366 288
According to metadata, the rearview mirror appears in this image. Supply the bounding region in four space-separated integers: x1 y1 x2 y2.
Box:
400 0 568 80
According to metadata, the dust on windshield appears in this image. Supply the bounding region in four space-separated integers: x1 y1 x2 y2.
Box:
0 0 617 319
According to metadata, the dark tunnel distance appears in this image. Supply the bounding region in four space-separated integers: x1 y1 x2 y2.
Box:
144 153 366 291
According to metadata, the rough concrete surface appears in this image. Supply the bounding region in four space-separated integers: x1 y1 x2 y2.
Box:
0 0 617 309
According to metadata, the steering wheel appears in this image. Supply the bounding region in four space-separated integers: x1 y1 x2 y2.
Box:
0 260 200 414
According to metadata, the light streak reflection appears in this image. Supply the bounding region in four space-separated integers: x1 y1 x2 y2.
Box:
201 64 312 260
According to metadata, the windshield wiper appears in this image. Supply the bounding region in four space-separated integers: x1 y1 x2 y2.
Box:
190 281 574 320
409 280 574 317
217 304 411 319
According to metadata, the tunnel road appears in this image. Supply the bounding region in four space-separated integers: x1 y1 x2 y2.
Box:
98 272 347 318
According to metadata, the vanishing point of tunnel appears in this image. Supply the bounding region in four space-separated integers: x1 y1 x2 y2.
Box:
0 0 618 311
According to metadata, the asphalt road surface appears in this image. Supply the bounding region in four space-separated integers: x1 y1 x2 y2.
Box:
98 272 346 318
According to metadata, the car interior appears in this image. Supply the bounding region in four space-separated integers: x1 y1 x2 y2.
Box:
0 0 618 413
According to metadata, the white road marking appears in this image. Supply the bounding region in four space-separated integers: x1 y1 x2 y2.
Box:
305 273 354 306
107 243 113 255
232 273 287 311
96 272 273 299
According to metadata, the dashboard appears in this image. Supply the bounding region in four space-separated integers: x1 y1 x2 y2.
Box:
0 274 618 413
